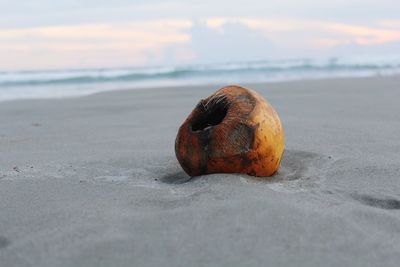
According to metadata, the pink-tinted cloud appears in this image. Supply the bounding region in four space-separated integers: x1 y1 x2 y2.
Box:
205 17 400 48
0 20 192 70
1 16 400 70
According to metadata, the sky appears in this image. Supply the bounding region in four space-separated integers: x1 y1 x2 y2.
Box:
0 0 399 70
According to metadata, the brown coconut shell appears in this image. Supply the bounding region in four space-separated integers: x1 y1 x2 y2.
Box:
175 85 285 177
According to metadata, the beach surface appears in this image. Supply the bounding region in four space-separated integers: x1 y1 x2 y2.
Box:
1 76 400 267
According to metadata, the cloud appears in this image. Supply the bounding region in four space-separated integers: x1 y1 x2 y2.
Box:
0 20 192 69
204 17 400 48
2 0 399 29
377 20 400 29
324 23 400 45
186 21 274 63
1 14 400 70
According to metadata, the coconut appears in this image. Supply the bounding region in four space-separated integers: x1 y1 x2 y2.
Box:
175 85 285 177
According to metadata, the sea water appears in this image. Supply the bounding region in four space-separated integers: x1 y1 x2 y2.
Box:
1 55 400 102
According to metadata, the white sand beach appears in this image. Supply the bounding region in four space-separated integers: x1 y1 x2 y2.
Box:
1 75 400 267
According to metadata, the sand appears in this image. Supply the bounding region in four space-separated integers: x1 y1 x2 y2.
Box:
1 76 400 267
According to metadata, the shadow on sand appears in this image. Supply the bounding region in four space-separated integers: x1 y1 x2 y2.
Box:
160 149 331 184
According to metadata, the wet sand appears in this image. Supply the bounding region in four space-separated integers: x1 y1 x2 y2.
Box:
1 75 400 266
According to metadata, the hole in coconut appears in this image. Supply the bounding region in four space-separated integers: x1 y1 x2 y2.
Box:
191 98 228 131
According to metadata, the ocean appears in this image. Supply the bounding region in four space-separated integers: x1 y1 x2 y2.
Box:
1 55 400 102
